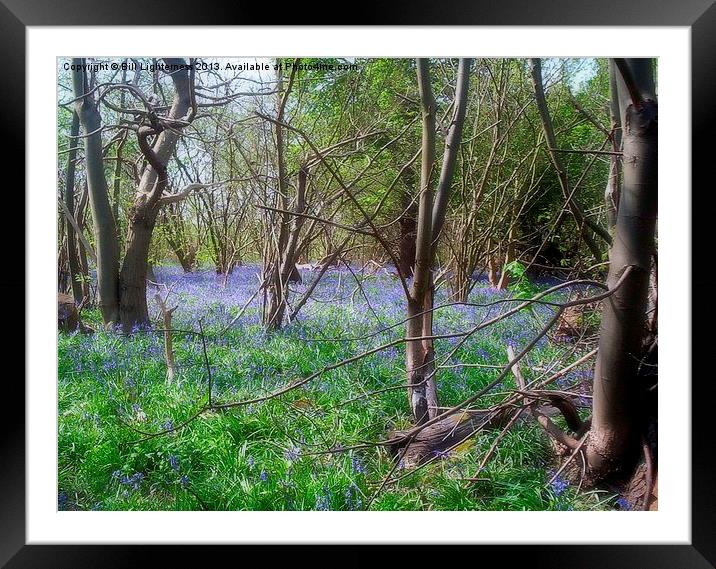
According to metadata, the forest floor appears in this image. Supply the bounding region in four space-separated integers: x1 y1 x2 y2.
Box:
58 263 630 511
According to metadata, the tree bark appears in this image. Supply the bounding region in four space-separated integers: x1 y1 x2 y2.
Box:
76 183 92 301
605 60 622 231
264 60 300 330
120 206 159 329
64 111 83 304
71 59 120 325
397 186 418 279
119 58 193 331
586 59 657 479
408 58 472 424
407 58 439 424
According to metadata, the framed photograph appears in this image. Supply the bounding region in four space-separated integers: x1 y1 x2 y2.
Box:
4 0 712 566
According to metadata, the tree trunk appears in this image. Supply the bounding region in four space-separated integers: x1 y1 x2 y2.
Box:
112 134 127 252
398 213 417 279
76 184 92 302
408 59 439 424
119 58 192 331
407 58 472 424
154 293 177 384
112 71 128 250
57 233 69 294
487 244 499 288
178 252 196 273
120 206 159 329
605 59 622 231
71 59 120 325
263 60 299 331
64 111 84 304
450 261 469 303
265 165 308 329
586 59 657 479
496 227 515 290
398 181 418 279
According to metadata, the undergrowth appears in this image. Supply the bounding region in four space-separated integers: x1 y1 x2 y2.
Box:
58 264 622 511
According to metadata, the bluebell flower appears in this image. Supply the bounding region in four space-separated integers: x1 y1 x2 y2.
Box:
616 496 631 510
58 491 68 509
351 455 366 475
549 474 569 496
344 483 362 511
114 471 144 491
169 455 180 472
284 446 301 462
315 485 331 511
259 469 268 482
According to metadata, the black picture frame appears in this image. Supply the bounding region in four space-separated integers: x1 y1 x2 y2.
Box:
3 1 712 566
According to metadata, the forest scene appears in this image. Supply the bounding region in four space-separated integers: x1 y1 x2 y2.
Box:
57 57 658 512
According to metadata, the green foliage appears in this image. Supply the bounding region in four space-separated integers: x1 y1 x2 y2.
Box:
504 261 539 300
58 285 610 512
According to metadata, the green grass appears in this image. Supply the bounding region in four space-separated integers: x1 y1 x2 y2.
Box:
58 269 620 511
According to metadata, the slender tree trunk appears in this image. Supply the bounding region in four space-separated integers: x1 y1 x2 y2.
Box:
487 238 499 287
496 225 516 290
71 59 120 325
450 256 469 302
264 60 300 330
266 166 308 328
397 175 418 279
64 111 84 304
408 58 472 424
112 69 128 250
76 183 92 301
586 59 657 479
605 60 622 231
58 231 69 293
407 58 438 424
112 134 126 251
